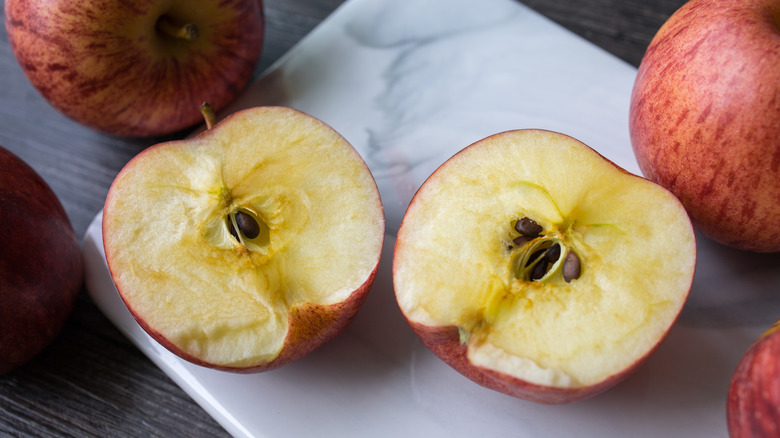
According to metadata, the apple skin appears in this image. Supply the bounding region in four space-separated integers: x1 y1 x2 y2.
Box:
4 0 264 137
629 0 780 252
727 320 780 438
0 146 83 374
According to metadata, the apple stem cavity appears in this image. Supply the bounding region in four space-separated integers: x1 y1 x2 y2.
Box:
156 16 199 41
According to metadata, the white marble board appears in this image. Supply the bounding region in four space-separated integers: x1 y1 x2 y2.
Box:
81 0 780 436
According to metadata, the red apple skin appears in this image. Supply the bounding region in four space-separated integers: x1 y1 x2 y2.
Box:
0 146 83 374
4 0 264 138
629 0 780 252
727 320 780 438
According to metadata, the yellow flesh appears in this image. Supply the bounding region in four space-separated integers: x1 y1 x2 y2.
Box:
394 130 695 387
103 107 384 368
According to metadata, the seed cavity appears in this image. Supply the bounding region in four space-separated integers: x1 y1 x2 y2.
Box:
508 216 581 283
225 207 270 252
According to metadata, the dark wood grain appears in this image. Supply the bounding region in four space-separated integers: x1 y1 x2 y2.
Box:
0 0 685 436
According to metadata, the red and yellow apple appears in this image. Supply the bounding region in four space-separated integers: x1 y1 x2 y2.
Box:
727 319 780 438
629 0 780 252
102 106 384 372
0 146 83 374
393 129 696 403
4 0 264 137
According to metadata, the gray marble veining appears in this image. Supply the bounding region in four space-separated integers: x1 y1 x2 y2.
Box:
234 0 638 232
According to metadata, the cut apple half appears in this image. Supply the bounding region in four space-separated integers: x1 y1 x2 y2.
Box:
393 129 696 403
103 106 384 372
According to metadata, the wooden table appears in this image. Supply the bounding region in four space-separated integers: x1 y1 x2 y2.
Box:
0 0 686 436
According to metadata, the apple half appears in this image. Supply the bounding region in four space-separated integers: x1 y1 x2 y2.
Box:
393 129 696 403
103 106 384 372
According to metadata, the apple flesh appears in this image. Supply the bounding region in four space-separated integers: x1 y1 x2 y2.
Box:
629 0 780 252
727 320 780 438
4 0 264 137
393 129 696 403
0 146 83 374
102 106 384 372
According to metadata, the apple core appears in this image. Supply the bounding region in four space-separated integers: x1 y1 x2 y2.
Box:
509 215 582 283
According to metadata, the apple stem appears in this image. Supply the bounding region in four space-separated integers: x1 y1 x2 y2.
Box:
200 103 216 130
156 16 199 41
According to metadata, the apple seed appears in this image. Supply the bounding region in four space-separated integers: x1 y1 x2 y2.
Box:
525 247 547 267
545 243 561 263
225 207 271 252
235 210 260 239
227 219 239 241
512 235 534 246
514 217 543 237
529 257 549 281
563 251 581 283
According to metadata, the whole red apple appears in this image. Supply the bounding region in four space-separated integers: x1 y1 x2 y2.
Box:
4 0 264 137
0 146 83 374
727 320 780 438
629 0 780 252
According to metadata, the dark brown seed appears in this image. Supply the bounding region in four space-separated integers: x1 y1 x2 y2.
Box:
525 248 547 267
512 235 534 246
514 217 543 237
530 258 548 281
235 210 260 239
545 244 561 263
227 218 239 241
563 251 581 283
